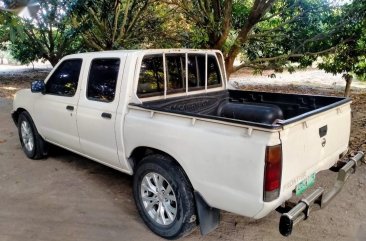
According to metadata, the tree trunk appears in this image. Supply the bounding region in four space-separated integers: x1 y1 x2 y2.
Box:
344 73 353 97
213 0 233 50
225 54 236 78
224 0 276 79
48 57 59 67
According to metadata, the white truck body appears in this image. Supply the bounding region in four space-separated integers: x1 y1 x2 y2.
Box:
12 49 355 237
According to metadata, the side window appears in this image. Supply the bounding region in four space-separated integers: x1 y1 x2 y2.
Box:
207 55 222 87
137 55 164 97
87 58 120 102
166 54 186 93
45 59 82 96
187 54 205 91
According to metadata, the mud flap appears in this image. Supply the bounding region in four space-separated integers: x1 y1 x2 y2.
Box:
194 191 220 235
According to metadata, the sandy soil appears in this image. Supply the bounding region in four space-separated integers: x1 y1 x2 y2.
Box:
0 68 49 99
230 68 366 90
0 68 366 241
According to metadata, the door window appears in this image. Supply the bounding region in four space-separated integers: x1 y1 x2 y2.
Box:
87 58 120 102
45 59 82 96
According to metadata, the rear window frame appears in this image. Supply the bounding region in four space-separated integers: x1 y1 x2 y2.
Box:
136 52 223 99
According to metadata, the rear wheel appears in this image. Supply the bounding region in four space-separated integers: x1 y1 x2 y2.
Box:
18 112 47 159
133 154 197 239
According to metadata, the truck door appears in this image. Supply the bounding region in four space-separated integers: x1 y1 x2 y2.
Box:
77 57 125 166
34 58 83 151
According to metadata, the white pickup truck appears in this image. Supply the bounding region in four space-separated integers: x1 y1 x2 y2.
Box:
12 49 364 239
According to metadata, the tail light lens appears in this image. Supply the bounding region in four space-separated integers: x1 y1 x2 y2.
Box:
264 144 282 202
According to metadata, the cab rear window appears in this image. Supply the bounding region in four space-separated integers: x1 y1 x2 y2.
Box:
137 55 164 97
137 53 222 98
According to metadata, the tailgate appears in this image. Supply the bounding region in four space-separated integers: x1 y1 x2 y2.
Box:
279 102 351 194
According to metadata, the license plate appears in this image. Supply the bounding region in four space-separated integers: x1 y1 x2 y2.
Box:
295 173 316 196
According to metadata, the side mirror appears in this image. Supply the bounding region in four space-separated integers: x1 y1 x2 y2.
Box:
31 80 46 93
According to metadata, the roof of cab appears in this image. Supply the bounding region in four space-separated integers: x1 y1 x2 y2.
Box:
64 49 221 58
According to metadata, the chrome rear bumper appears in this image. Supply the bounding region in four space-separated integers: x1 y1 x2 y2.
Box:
278 151 365 236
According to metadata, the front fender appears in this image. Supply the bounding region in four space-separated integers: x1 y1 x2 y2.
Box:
12 89 39 124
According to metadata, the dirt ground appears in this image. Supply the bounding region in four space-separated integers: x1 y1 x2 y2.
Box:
230 68 366 90
0 68 366 241
0 69 50 99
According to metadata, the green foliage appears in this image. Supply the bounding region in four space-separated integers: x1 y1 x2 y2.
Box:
232 0 251 29
2 0 83 66
71 0 166 50
9 35 41 65
318 0 366 81
138 3 190 49
0 11 23 49
171 0 366 76
246 0 338 69
0 0 365 77
187 26 210 48
319 39 366 81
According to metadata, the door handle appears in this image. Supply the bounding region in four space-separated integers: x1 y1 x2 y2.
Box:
66 105 74 111
101 112 112 119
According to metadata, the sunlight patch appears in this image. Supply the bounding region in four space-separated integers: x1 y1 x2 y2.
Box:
0 86 18 91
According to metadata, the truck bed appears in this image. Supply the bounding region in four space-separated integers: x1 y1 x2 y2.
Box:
133 90 350 129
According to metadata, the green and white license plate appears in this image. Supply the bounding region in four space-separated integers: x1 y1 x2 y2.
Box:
295 173 316 196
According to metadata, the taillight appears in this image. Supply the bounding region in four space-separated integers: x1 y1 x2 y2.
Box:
264 144 282 202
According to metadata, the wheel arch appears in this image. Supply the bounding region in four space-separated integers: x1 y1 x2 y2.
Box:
16 108 48 159
129 145 221 235
12 107 28 125
128 146 193 188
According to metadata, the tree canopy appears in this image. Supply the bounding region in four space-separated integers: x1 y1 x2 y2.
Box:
166 0 366 77
1 0 84 65
318 0 366 79
72 0 151 50
0 0 365 78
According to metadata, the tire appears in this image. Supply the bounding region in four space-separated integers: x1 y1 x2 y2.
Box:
133 154 197 239
17 111 47 159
